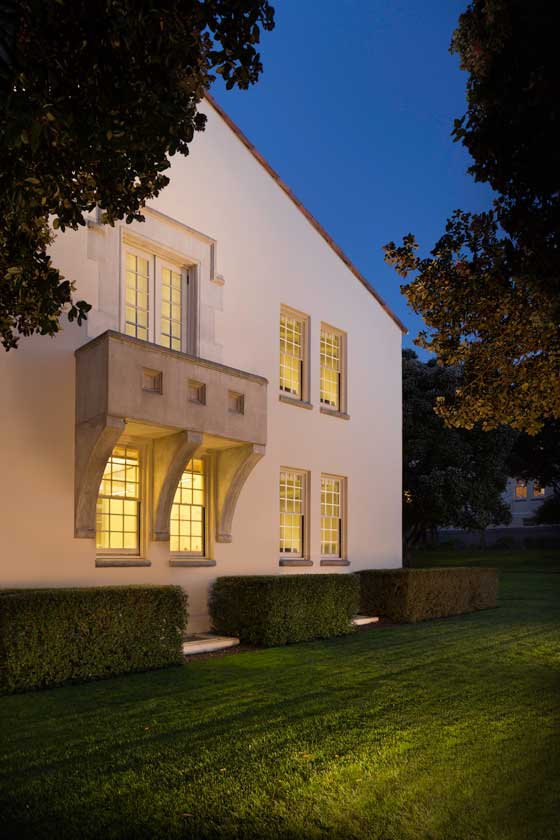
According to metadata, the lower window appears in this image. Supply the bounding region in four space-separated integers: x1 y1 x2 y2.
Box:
279 469 306 557
321 474 345 558
170 458 206 555
96 446 141 553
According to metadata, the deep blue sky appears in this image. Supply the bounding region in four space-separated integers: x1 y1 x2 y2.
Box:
211 0 492 351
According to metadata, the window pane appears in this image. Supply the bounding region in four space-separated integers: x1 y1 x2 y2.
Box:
320 330 341 409
321 476 342 557
170 458 205 556
280 313 304 398
125 252 150 340
280 470 305 556
96 447 140 553
515 479 527 499
160 265 184 352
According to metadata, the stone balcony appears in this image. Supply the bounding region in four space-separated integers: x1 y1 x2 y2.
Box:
74 330 267 543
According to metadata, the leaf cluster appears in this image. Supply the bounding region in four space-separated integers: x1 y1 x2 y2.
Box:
385 0 560 434
403 350 514 546
0 0 275 349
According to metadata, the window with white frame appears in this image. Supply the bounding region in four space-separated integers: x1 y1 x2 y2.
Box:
321 475 345 558
125 253 150 341
320 326 345 411
160 263 184 351
96 446 141 553
280 308 307 400
279 469 306 557
514 479 527 499
123 244 193 352
170 458 206 555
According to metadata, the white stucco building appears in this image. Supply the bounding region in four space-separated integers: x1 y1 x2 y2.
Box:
0 97 404 631
505 477 554 527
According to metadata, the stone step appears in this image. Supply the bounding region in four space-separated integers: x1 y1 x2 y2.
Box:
352 615 380 626
182 634 240 656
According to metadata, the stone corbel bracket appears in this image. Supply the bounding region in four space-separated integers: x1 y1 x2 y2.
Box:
152 431 203 541
75 414 126 538
215 443 265 543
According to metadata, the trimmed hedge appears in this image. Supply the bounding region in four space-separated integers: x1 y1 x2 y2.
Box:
357 567 498 623
210 574 359 646
0 585 187 694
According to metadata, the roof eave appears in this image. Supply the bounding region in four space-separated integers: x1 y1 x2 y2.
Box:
203 92 407 335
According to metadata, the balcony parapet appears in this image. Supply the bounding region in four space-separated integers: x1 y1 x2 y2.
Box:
75 331 267 541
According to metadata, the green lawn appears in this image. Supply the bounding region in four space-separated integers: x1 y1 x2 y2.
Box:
1 551 560 840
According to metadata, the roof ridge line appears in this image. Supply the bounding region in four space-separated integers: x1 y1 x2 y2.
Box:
204 92 407 334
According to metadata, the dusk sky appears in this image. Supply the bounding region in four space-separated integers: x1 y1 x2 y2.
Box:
211 0 493 352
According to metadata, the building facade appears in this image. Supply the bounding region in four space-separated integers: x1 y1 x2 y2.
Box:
505 477 553 527
0 98 404 631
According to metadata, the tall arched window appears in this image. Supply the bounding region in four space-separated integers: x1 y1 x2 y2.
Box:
96 446 141 554
170 458 206 556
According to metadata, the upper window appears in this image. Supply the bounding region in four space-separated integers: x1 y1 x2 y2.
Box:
170 458 206 556
96 446 141 554
160 263 184 351
123 245 194 352
321 475 345 558
279 307 309 402
320 325 346 412
125 253 150 341
279 469 307 557
514 479 527 500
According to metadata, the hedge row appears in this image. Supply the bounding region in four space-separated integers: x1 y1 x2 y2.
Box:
209 574 359 646
358 567 498 623
0 585 187 694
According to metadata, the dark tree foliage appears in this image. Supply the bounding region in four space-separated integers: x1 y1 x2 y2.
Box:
0 0 274 349
403 350 513 555
385 0 560 434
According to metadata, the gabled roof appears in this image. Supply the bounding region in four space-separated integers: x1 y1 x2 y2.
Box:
205 93 407 334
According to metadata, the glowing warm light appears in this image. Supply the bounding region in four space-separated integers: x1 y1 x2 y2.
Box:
279 470 304 556
280 313 303 398
320 329 341 410
170 459 205 555
321 475 342 557
96 446 140 552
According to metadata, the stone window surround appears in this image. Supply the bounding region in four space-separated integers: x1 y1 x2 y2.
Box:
121 235 198 356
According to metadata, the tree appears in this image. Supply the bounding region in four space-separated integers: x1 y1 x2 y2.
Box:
385 0 560 434
0 0 274 350
403 350 513 557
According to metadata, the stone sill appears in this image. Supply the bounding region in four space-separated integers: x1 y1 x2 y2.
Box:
279 558 313 567
170 559 217 568
320 559 350 566
96 558 151 568
320 406 350 420
279 394 313 410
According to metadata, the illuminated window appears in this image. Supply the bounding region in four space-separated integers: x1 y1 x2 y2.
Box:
515 479 527 499
160 265 183 351
125 253 150 341
279 469 306 556
96 446 141 553
321 475 344 557
533 481 546 498
170 458 206 555
122 245 194 351
320 328 343 410
280 309 307 399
